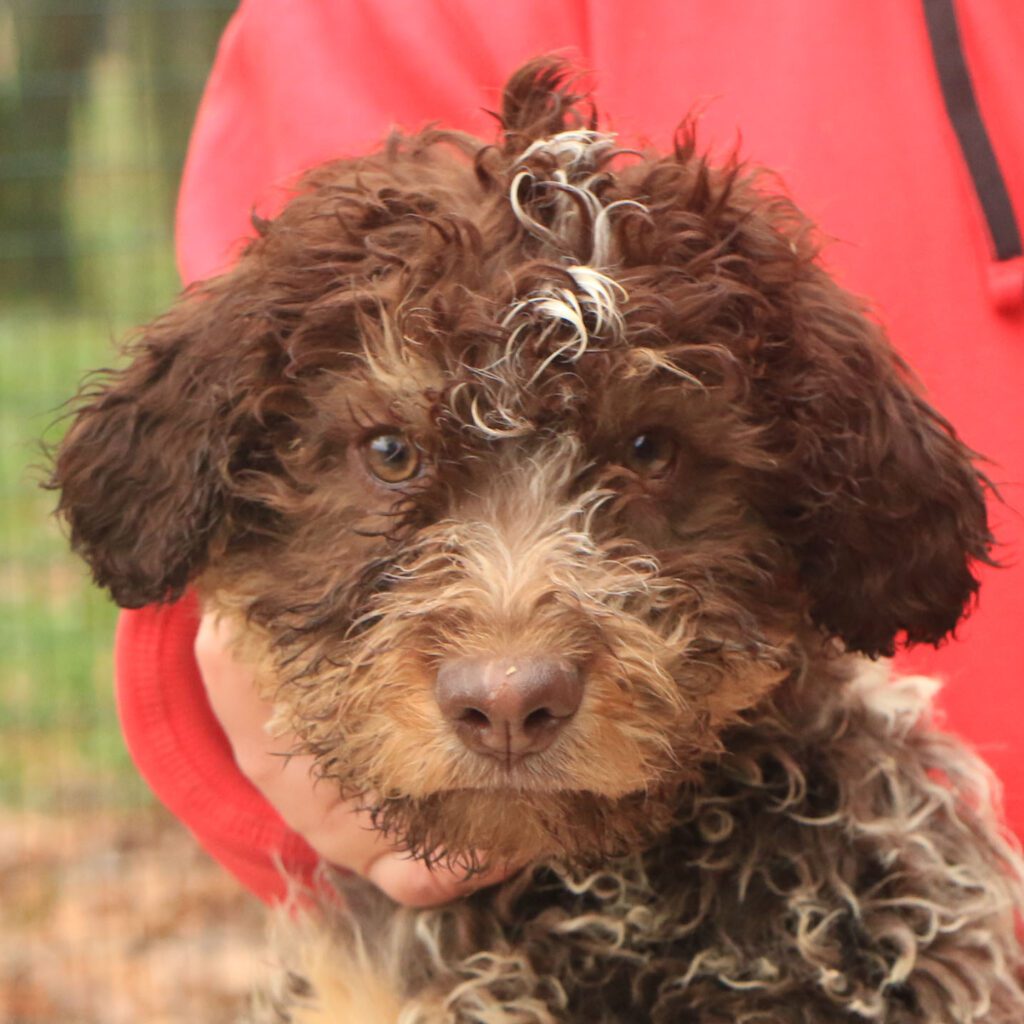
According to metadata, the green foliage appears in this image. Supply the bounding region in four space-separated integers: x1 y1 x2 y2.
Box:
0 1 235 805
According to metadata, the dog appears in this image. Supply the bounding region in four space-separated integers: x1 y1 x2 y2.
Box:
51 58 1024 1022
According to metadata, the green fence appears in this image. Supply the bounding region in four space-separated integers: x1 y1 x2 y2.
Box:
0 9 298 1020
1 0 237 808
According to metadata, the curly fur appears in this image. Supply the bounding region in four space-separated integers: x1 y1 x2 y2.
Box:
49 58 1020 1021
255 664 1024 1024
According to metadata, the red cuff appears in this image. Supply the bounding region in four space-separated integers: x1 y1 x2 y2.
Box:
115 592 320 903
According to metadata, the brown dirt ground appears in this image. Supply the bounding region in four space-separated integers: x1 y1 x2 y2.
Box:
0 802 267 1024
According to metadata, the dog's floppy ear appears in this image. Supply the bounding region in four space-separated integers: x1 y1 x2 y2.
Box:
49 261 283 608
751 267 993 658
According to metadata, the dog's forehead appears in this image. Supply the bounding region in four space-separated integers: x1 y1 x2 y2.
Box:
344 279 706 458
313 128 743 452
353 272 665 450
352 132 674 434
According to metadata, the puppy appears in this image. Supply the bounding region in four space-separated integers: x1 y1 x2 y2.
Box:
52 59 1024 1022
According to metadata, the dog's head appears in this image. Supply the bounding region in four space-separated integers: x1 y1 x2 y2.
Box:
51 59 991 866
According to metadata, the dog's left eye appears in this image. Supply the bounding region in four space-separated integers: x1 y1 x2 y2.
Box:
362 431 421 483
624 429 677 476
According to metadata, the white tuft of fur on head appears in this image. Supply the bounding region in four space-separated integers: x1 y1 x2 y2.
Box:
516 129 619 173
502 264 628 382
509 129 648 265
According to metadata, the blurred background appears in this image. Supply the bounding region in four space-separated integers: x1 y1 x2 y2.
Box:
1 2 267 1021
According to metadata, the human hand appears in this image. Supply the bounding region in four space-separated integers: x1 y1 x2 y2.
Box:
195 611 512 907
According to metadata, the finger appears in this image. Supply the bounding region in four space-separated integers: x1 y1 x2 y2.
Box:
195 612 272 742
365 852 514 908
313 799 516 906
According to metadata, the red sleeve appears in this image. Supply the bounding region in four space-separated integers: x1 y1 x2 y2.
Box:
115 592 320 903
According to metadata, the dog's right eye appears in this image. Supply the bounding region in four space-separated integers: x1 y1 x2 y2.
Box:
624 429 678 477
361 431 421 484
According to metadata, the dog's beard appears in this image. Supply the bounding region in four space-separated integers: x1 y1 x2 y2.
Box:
359 786 683 870
279 649 787 870
276 650 719 867
290 691 701 868
267 638 793 869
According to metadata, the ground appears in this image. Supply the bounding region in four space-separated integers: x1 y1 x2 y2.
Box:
0 802 265 1024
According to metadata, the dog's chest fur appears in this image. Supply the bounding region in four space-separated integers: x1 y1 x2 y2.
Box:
250 662 1024 1024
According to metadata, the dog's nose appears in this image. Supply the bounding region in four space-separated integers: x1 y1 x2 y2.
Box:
436 655 582 761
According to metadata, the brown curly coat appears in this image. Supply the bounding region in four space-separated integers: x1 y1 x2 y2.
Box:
51 59 1022 1022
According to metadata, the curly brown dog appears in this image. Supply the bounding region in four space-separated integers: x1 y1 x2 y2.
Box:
52 59 1024 1022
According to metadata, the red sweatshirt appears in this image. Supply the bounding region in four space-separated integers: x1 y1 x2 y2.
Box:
117 0 1024 904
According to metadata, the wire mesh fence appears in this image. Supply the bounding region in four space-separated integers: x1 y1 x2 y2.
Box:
1 4 270 1020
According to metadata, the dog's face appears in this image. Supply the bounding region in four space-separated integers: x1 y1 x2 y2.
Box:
51 61 991 867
